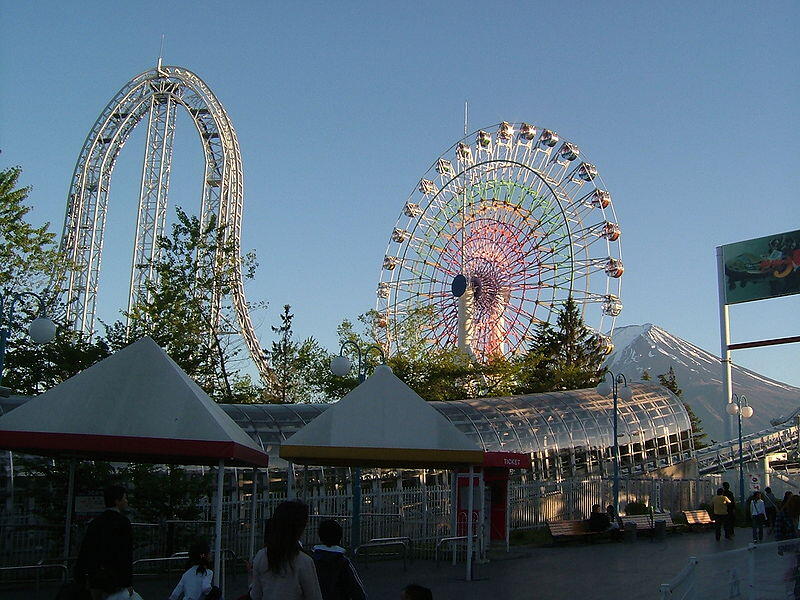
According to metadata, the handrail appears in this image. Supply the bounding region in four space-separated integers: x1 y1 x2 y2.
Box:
354 539 409 571
434 535 480 566
0 563 68 590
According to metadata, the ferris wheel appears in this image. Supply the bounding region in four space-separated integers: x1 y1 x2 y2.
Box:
376 121 623 362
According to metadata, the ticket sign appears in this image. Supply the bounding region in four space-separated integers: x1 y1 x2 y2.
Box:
721 229 800 305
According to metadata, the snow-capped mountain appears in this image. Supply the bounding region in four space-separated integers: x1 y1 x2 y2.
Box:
605 324 800 443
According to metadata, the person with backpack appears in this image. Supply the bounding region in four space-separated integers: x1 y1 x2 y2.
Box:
169 538 218 600
312 519 367 600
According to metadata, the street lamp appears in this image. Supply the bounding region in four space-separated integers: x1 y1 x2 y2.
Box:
727 393 753 504
597 371 633 515
329 340 386 552
0 291 56 509
0 291 56 391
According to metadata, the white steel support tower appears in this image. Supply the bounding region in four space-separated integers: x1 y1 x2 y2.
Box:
59 63 270 380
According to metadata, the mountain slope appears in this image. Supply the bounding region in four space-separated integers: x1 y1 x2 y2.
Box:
605 324 800 443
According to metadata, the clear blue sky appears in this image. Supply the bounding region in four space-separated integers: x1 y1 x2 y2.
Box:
1 1 798 387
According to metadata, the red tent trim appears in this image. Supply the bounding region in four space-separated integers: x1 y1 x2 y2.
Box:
0 430 268 467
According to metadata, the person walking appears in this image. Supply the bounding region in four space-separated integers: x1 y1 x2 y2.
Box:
712 488 732 541
250 500 323 600
722 482 736 538
169 538 215 600
750 491 767 542
764 487 779 530
312 519 367 600
75 484 133 600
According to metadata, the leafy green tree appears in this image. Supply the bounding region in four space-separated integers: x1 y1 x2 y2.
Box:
519 297 607 392
104 208 261 402
0 166 61 292
641 370 652 381
262 304 327 403
658 365 708 449
121 464 212 522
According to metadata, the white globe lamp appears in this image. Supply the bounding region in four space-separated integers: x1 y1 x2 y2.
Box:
741 405 754 419
29 317 56 344
619 385 633 402
596 380 612 397
726 403 740 416
330 355 352 377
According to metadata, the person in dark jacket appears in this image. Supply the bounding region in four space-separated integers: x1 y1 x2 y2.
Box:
312 519 366 600
587 504 611 532
722 481 736 538
75 484 133 600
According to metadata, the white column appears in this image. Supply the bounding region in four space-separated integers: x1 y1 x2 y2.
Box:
213 459 224 587
717 246 734 441
248 467 258 561
450 471 458 566
458 287 475 356
466 466 474 581
63 459 77 564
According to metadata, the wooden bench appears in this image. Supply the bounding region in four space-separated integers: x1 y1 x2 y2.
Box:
621 514 654 532
684 509 713 530
547 520 607 544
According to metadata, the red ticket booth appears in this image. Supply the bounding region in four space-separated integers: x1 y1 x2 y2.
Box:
456 451 532 548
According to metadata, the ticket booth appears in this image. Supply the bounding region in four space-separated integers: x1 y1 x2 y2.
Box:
455 451 532 550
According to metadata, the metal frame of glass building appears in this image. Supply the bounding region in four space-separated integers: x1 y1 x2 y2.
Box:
222 383 693 480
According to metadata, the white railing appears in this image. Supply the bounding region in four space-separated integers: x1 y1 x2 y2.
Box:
659 539 800 599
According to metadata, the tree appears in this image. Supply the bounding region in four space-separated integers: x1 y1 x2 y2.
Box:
104 208 261 402
0 166 61 293
658 366 708 449
262 305 327 403
519 297 607 392
641 370 652 381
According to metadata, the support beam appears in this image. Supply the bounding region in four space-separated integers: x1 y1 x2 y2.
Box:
213 460 224 587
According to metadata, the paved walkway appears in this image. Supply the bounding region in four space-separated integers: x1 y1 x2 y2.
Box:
0 528 759 600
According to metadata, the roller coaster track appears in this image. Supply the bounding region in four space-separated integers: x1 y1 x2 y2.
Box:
696 421 800 475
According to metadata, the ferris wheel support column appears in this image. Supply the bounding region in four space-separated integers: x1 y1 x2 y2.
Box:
458 287 476 356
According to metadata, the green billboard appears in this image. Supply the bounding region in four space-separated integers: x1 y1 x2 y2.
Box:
722 229 800 304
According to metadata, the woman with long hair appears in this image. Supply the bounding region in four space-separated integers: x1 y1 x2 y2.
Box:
250 500 323 600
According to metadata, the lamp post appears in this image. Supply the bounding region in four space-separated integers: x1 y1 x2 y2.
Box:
0 291 56 508
597 371 632 515
727 393 753 504
329 340 386 553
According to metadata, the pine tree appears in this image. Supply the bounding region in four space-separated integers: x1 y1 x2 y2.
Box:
641 370 652 381
658 366 708 449
520 297 607 392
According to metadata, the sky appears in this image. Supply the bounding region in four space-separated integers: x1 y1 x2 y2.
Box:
1 1 798 389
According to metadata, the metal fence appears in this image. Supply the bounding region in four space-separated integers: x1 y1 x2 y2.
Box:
0 476 719 569
659 539 800 599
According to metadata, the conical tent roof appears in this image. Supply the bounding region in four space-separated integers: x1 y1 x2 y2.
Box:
280 365 483 468
0 337 268 467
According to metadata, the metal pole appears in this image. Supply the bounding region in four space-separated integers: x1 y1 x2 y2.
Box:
478 469 485 562
450 470 458 566
466 466 474 582
213 459 224 587
248 467 258 561
63 459 77 564
613 384 620 515
738 413 745 504
717 246 734 441
287 464 296 500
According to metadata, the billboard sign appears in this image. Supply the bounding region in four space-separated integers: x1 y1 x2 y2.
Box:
721 229 800 305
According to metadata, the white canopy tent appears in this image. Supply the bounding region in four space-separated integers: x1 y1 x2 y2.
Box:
281 364 484 579
0 336 269 587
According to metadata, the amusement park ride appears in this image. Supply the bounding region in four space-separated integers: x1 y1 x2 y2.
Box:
57 62 625 376
377 121 624 361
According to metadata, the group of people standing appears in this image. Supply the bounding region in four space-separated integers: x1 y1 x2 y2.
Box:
712 482 800 543
71 488 431 600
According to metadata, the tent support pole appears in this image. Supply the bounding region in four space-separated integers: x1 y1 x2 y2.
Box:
248 467 258 561
352 467 362 554
214 459 224 589
450 470 458 566
466 465 474 581
63 458 77 565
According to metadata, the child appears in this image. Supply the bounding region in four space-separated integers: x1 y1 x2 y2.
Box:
402 584 433 600
312 519 367 600
169 538 214 600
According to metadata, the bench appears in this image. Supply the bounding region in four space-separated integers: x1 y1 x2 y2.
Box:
621 514 654 532
683 509 713 530
547 520 608 544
